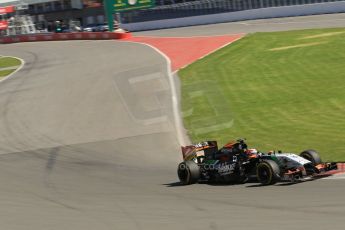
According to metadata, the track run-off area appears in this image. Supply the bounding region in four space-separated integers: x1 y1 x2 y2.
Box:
0 13 344 230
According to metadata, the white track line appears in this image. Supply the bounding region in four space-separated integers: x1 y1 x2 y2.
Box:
0 56 25 84
322 173 345 180
124 40 187 146
126 34 244 145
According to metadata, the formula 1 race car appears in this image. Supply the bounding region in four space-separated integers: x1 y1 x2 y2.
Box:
177 139 337 185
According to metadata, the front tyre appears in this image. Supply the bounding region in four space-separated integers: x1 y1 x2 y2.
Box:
300 149 321 165
256 160 281 185
177 161 200 185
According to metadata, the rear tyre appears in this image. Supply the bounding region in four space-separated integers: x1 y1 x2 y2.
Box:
300 149 321 165
256 160 280 185
177 161 200 185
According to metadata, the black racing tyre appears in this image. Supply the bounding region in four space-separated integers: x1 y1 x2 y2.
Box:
256 160 281 185
177 161 200 185
300 149 322 165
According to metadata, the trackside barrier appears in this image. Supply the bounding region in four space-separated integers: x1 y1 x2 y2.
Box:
0 32 132 44
122 1 345 31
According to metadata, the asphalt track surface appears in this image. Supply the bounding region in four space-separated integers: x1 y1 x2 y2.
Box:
0 14 344 230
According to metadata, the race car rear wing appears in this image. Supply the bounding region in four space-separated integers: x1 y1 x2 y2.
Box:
181 141 218 161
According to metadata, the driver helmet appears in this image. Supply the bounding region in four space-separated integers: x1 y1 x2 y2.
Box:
247 149 258 154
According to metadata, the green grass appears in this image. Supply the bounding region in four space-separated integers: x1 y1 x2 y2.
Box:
179 28 345 162
0 57 21 68
0 57 21 78
0 69 14 77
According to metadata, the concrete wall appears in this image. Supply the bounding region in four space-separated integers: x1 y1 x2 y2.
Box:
122 1 345 31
